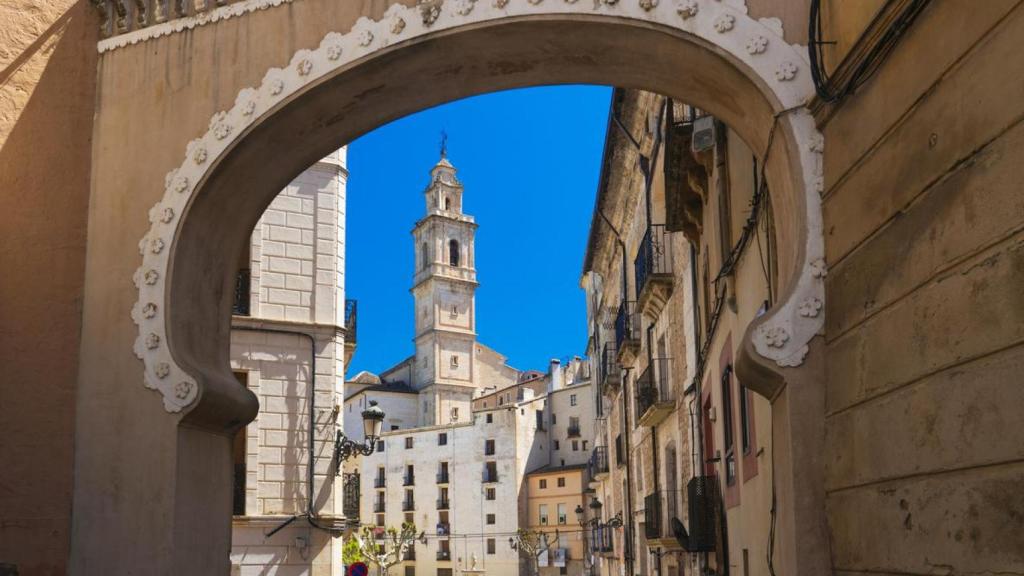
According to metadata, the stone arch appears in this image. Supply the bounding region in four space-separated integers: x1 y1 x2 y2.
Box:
94 0 828 572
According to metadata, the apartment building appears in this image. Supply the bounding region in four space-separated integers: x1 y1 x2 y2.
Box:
228 148 354 575
583 89 777 576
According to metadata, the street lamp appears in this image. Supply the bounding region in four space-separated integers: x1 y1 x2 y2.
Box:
334 400 385 471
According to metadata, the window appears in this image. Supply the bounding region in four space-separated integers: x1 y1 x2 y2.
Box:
377 439 385 453
722 364 737 486
583 440 588 451
450 304 458 318
391 425 400 431
438 432 448 446
572 440 579 451
406 567 416 576
486 413 493 424
539 504 549 525
557 503 567 525
421 242 429 270
539 479 547 489
570 394 577 406
406 437 414 449
485 439 495 456
449 239 460 267
557 477 565 488
551 414 556 425
740 385 751 454
487 539 496 554
484 461 498 482
485 487 496 500
444 197 451 211
450 355 459 368
554 440 560 450
437 570 453 576
486 514 495 525
451 407 459 421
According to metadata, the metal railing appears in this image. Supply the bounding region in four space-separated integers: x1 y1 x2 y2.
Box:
374 476 386 489
345 299 358 344
343 473 360 521
90 0 252 39
373 501 386 513
437 550 451 561
636 358 673 421
615 301 640 350
589 446 609 477
232 269 251 316
567 425 581 438
644 493 662 539
403 475 415 486
436 499 450 510
601 342 621 389
687 476 720 552
402 499 416 512
482 470 499 483
436 472 450 484
404 548 416 561
634 225 673 297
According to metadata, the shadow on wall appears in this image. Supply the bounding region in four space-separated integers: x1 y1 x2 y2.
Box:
0 1 98 573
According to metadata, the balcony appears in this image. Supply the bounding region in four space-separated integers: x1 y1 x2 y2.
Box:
403 475 415 486
402 499 416 512
635 358 675 426
644 493 662 539
437 550 451 561
374 476 386 489
344 298 357 365
634 225 674 319
567 424 581 438
482 470 499 483
436 472 450 484
373 501 386 513
232 269 251 316
436 522 451 535
614 301 640 364
343 473 360 524
589 446 609 480
403 548 416 561
600 342 621 393
436 499 450 510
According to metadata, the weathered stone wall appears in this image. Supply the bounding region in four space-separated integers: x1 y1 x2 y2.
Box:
0 1 97 573
821 1 1024 572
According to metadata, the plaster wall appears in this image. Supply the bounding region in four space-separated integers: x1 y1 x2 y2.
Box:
0 2 97 573
820 0 1024 571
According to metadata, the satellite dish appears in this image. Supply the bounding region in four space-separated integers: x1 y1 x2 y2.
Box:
672 518 691 551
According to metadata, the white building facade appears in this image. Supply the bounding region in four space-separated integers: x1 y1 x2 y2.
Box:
229 148 353 576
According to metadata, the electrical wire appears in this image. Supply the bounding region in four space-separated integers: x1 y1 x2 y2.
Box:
809 0 932 103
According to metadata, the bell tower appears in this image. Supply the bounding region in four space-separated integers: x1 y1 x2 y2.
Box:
410 148 479 425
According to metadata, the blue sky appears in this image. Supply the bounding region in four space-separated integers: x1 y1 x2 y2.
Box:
345 85 612 376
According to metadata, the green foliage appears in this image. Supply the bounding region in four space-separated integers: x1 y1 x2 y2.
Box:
342 536 364 565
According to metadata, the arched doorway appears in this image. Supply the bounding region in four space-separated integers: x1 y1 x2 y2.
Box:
73 2 826 573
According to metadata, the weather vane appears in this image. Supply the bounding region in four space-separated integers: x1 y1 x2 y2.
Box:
440 130 448 158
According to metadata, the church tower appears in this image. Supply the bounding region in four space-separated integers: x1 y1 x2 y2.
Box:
410 149 479 426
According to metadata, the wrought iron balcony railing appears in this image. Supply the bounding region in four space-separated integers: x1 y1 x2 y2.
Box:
436 472 450 484
343 473 360 522
345 299 358 345
436 550 451 561
600 342 621 391
567 425 581 438
374 476 386 489
403 548 416 561
589 446 609 478
644 492 662 539
373 501 386 513
436 499 450 510
482 470 499 483
614 301 640 351
403 475 415 486
634 225 673 299
402 499 416 511
232 269 251 316
635 358 674 425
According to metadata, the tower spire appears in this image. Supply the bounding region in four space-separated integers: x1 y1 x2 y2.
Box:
440 130 448 159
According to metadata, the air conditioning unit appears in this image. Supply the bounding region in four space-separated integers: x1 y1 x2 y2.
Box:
691 116 716 153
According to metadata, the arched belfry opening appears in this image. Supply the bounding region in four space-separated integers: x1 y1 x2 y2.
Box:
75 2 829 574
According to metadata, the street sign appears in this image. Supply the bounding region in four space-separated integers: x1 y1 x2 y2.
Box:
347 561 368 576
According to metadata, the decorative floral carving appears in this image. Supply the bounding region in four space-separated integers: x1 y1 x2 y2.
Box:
357 28 374 47
453 0 475 16
159 207 175 223
188 141 208 164
295 57 313 76
268 77 285 95
167 172 189 194
210 111 233 140
149 238 165 254
174 381 193 399
808 133 824 154
809 258 827 279
762 326 789 348
775 60 798 81
746 34 768 54
326 42 344 61
144 269 160 285
797 297 822 318
420 1 441 26
639 0 659 10
142 303 158 319
776 345 808 368
390 16 406 34
713 13 734 33
676 0 698 19
493 0 509 7
145 333 161 349
154 362 171 379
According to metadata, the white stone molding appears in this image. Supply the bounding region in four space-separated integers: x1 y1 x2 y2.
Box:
130 0 825 412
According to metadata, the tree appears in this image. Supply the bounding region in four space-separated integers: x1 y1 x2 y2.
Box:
511 528 558 576
342 536 364 567
353 522 422 576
